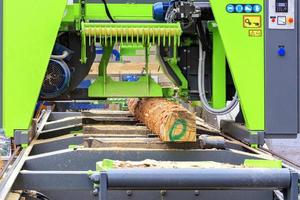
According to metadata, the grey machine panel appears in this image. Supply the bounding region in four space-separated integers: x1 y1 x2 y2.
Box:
265 0 298 137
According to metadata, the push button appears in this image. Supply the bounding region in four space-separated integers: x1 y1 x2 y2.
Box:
271 18 276 23
288 17 294 24
278 47 286 57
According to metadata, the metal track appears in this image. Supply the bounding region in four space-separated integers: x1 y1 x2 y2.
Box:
0 109 52 200
196 117 300 173
0 109 299 200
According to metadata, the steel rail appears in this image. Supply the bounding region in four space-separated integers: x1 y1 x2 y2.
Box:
0 109 52 200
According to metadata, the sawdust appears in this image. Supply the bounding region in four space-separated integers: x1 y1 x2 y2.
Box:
104 159 243 169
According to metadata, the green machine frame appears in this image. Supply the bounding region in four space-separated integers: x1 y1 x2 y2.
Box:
3 0 264 141
81 22 182 98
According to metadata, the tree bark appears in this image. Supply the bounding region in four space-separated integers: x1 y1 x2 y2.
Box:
0 158 3 170
128 98 196 142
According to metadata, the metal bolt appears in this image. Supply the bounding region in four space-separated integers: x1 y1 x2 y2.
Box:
126 190 133 196
194 190 200 196
160 190 167 196
89 174 100 182
183 49 187 52
92 188 99 196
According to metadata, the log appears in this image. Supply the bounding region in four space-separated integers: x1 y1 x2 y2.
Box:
0 158 2 170
128 98 196 142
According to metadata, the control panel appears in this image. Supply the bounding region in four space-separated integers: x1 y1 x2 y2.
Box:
265 0 299 136
269 0 295 29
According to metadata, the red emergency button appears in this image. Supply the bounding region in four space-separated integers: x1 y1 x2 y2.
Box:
271 18 276 23
288 17 294 24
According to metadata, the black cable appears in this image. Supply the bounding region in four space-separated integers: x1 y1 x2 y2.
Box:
195 19 211 52
101 0 115 23
36 191 51 200
21 190 51 200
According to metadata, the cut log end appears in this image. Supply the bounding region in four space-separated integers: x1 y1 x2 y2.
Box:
128 98 196 143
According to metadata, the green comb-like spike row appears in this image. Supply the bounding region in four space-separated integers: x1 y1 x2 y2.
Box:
88 32 91 46
131 29 134 44
158 29 161 46
115 28 118 45
168 30 171 46
96 28 100 45
152 28 155 45
98 30 101 46
110 34 113 46
83 22 182 47
142 28 145 44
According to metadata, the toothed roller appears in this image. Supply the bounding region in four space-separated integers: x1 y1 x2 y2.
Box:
82 22 182 47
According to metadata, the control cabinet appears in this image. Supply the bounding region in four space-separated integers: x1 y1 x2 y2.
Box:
265 0 298 137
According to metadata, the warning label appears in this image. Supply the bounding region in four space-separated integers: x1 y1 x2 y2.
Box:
243 15 261 28
249 29 262 37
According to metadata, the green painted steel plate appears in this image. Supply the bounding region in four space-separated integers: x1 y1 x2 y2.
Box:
3 0 67 137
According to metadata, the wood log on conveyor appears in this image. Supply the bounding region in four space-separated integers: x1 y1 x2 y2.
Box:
0 158 3 170
128 98 196 142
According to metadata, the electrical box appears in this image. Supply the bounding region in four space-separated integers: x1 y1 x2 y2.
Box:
265 0 299 137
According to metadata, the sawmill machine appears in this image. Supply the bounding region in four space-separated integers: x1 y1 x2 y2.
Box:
3 0 300 146
1 0 300 199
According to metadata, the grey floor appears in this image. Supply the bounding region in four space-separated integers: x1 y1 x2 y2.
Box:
266 135 300 166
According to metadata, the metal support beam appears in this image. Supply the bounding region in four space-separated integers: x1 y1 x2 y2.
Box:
210 22 226 109
13 171 92 191
93 169 297 200
23 149 263 171
104 168 291 189
283 172 299 200
221 120 264 146
12 169 295 200
100 172 108 200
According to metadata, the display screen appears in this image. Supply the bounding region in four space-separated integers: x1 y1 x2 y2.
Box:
276 0 288 12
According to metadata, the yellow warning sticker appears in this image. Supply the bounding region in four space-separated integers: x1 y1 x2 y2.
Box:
243 15 261 28
249 29 262 37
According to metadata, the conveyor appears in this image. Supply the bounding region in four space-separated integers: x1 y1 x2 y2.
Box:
0 108 298 200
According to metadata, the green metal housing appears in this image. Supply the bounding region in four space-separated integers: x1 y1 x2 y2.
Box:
3 1 265 138
3 0 67 137
210 0 265 131
88 45 164 98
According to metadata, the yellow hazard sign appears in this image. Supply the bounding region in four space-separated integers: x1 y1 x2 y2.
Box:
243 15 261 28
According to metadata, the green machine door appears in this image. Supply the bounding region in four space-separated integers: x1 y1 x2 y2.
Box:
210 0 265 131
3 0 67 137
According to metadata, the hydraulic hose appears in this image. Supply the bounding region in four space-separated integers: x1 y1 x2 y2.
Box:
50 51 69 60
197 28 239 115
101 0 115 23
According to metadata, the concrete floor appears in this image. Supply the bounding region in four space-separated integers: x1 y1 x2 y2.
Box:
266 135 300 166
